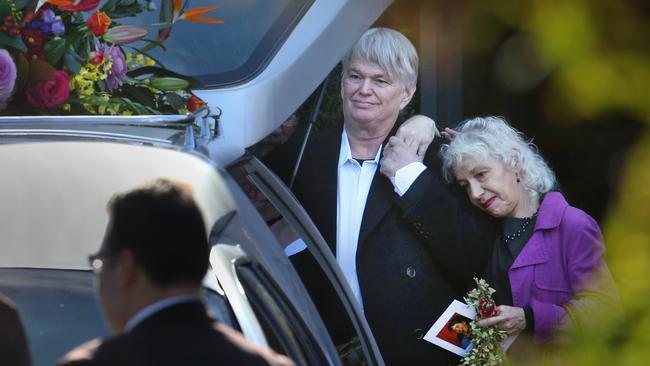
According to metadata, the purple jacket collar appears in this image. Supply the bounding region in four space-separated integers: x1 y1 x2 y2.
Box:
511 192 568 269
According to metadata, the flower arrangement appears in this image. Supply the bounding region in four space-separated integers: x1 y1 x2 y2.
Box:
0 0 218 115
461 278 509 366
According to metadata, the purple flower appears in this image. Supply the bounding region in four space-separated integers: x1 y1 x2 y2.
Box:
0 49 17 109
26 10 65 36
96 42 128 92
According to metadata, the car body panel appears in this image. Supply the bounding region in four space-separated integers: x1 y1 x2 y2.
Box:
199 0 392 166
0 142 233 269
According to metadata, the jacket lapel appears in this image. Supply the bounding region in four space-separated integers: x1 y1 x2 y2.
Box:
356 122 402 248
297 124 341 254
357 169 395 247
510 192 567 269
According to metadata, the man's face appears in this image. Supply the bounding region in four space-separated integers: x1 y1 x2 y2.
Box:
95 219 125 334
341 58 414 132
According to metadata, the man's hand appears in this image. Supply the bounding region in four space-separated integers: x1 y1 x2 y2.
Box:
380 136 421 178
396 115 439 158
476 305 526 335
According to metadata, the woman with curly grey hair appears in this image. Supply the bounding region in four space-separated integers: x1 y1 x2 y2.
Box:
440 116 619 348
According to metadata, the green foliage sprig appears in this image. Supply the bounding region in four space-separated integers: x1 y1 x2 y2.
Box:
461 278 509 366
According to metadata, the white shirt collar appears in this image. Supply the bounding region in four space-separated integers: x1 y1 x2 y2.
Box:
338 128 382 168
124 295 201 332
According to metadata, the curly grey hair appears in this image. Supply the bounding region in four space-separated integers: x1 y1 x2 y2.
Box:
341 27 418 89
440 116 557 202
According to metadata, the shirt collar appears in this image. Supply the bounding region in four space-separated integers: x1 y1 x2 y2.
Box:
338 128 382 168
124 295 201 333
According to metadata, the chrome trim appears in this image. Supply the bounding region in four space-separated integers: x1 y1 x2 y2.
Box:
0 114 194 127
0 129 175 145
209 244 269 348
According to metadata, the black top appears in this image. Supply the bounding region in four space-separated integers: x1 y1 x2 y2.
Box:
486 216 537 331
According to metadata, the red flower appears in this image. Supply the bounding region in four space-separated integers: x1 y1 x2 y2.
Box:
26 70 70 108
187 96 206 112
58 0 100 12
478 299 498 318
22 30 46 48
27 48 46 61
86 11 111 36
89 51 104 65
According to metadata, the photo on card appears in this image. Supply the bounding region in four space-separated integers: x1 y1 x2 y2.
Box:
423 300 476 356
423 299 518 357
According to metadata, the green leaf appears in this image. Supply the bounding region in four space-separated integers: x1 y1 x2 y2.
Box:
64 49 83 74
145 22 174 30
117 84 156 108
13 0 29 10
100 0 121 13
164 92 185 110
45 37 67 65
0 32 27 52
137 38 168 53
105 0 144 19
127 66 203 88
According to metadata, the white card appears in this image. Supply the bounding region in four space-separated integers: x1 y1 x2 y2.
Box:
423 299 518 357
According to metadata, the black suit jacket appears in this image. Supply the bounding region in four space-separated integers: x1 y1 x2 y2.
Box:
57 301 292 366
266 122 494 365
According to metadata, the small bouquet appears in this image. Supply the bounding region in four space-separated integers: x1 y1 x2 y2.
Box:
0 0 218 115
461 278 508 366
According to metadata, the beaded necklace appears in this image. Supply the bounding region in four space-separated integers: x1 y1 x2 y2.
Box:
502 216 534 243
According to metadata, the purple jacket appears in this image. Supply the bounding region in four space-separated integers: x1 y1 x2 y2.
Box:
509 192 611 343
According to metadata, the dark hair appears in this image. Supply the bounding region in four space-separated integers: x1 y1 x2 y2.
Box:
105 178 209 287
447 315 470 332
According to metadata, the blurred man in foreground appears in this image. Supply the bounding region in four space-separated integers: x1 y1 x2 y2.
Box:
57 178 293 366
0 293 31 366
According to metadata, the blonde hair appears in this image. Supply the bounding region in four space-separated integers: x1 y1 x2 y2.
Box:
342 27 418 88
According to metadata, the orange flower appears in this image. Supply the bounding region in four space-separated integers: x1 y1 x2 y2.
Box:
187 96 207 112
173 0 222 24
87 11 111 36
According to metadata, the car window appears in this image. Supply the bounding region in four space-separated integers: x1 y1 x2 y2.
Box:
227 156 382 366
236 262 331 365
130 0 314 86
0 268 105 366
0 268 236 366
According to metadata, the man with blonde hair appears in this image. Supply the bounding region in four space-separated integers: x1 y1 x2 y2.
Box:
267 28 491 365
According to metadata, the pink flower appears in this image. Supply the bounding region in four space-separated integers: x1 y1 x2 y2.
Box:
26 70 70 109
0 49 17 109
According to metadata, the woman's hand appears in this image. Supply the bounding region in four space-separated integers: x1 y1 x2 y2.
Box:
441 127 458 140
476 305 526 335
395 115 439 158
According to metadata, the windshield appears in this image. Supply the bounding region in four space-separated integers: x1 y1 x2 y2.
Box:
131 0 313 87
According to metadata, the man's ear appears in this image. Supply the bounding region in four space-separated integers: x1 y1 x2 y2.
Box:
114 249 138 288
399 84 416 110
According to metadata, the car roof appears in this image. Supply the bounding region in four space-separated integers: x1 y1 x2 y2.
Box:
0 141 234 269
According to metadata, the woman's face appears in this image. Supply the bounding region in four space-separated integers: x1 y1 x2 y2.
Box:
453 156 528 218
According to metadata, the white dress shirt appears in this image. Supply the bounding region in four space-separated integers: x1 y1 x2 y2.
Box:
391 162 427 196
336 129 381 310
